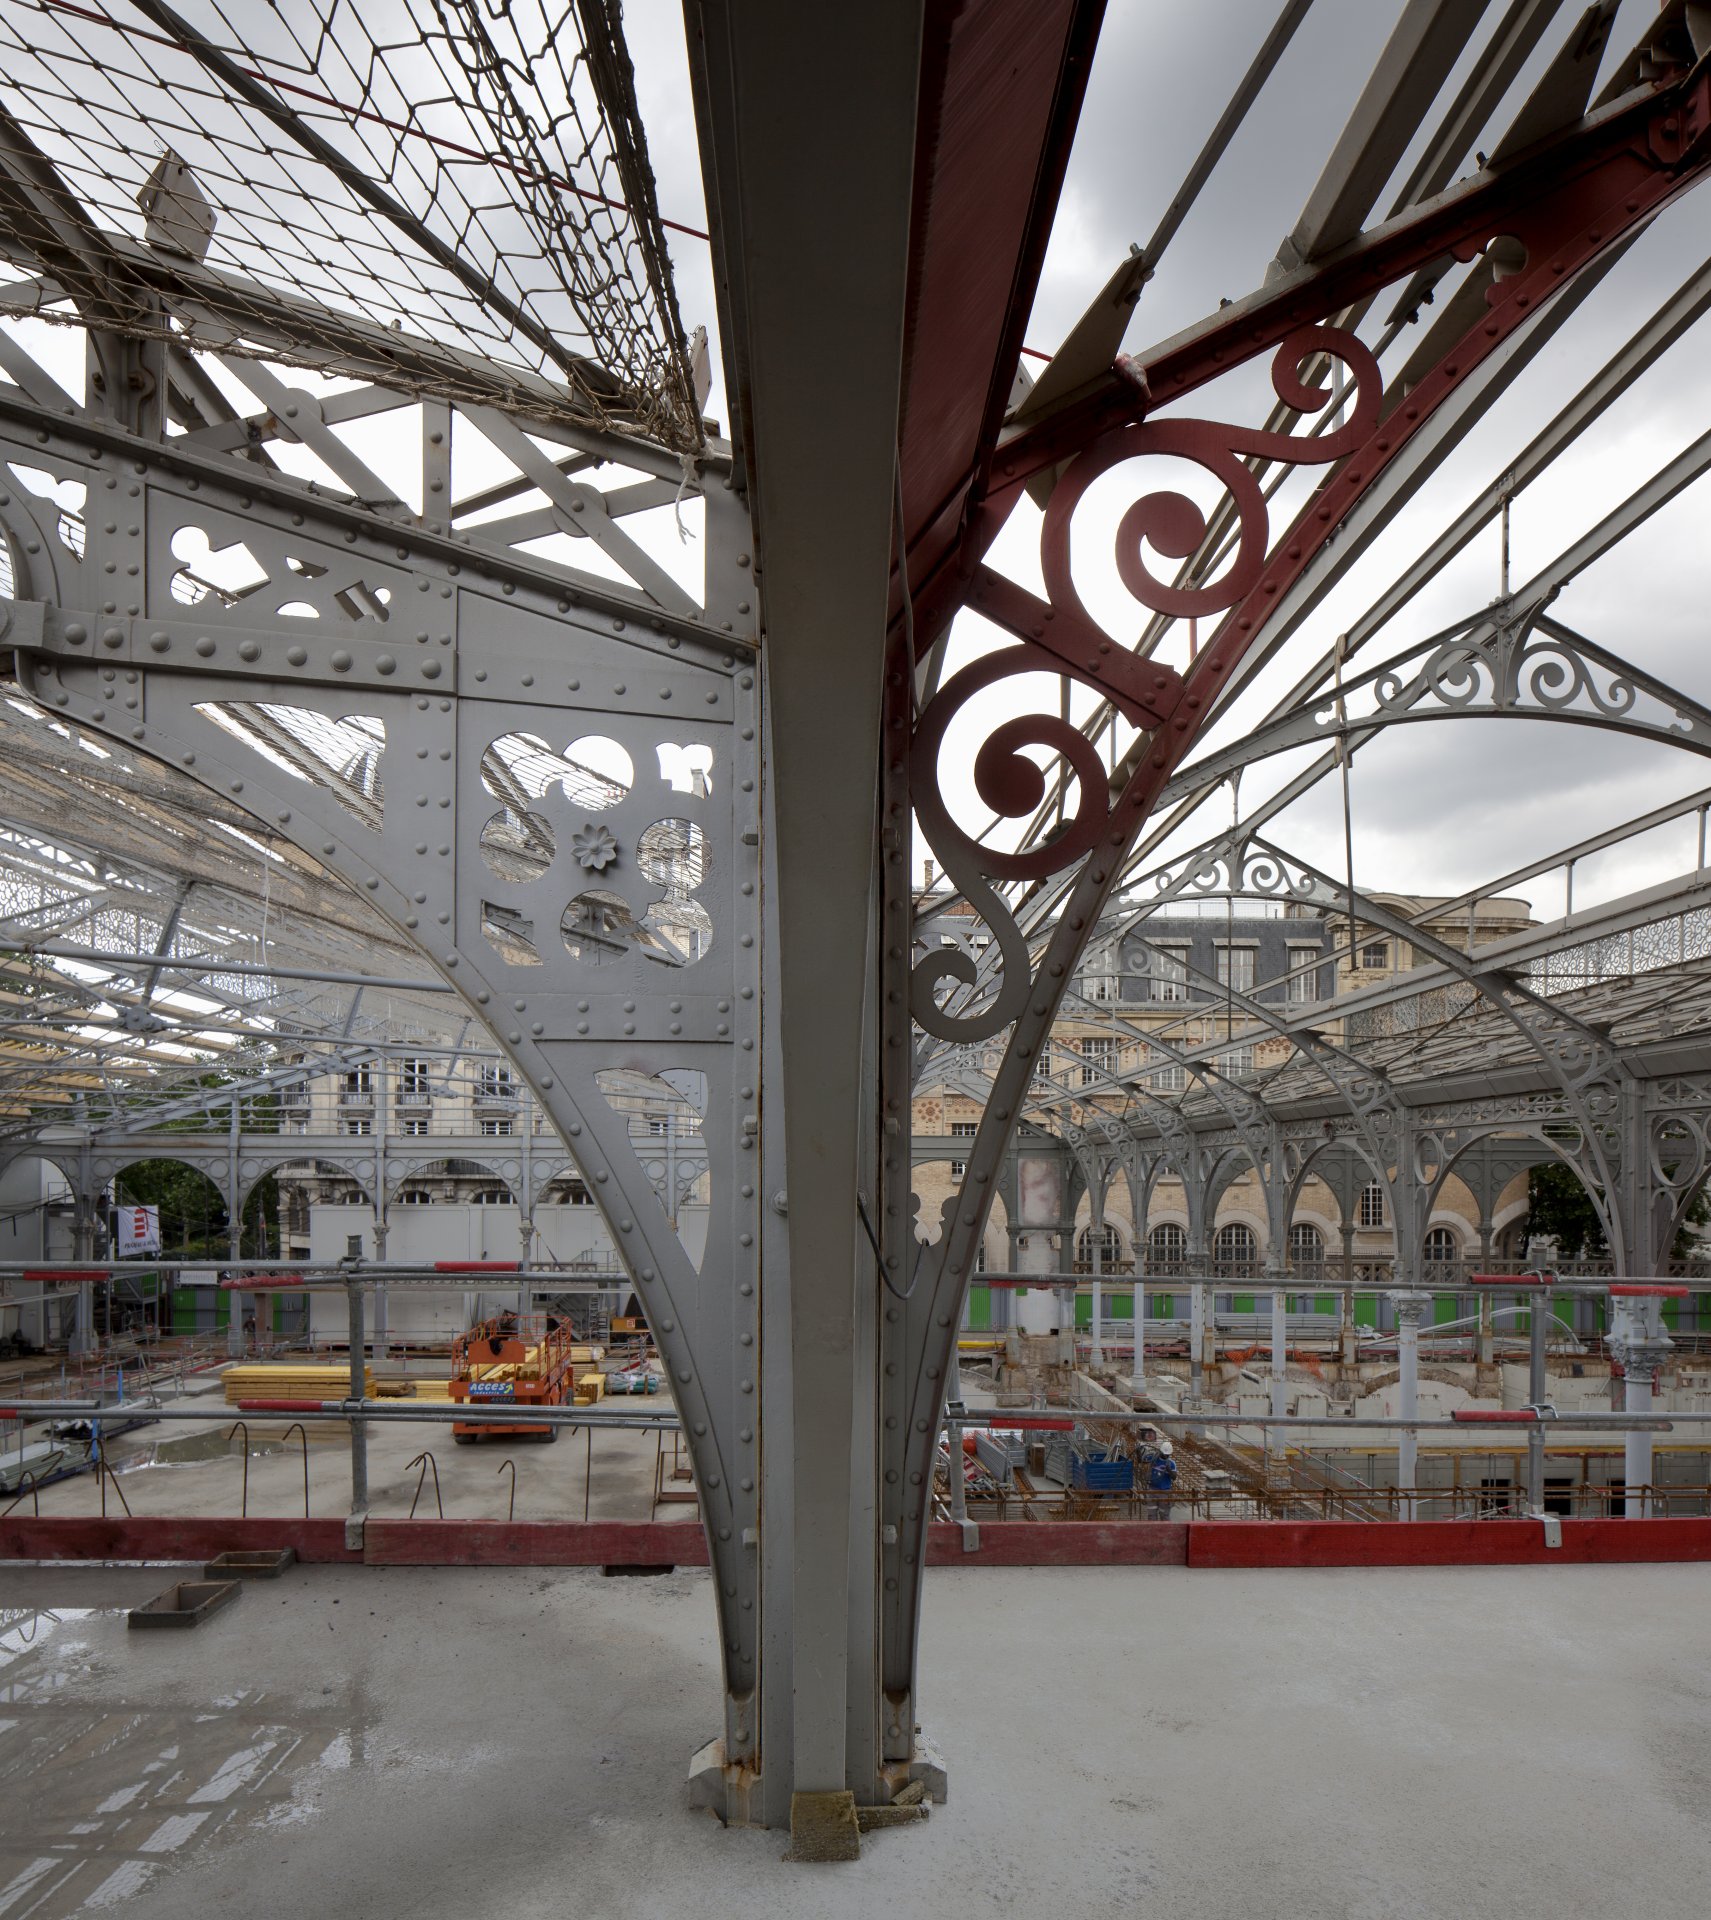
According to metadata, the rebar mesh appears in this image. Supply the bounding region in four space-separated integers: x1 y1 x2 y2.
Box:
0 0 701 446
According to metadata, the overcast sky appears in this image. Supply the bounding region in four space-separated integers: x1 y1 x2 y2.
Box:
628 0 1711 936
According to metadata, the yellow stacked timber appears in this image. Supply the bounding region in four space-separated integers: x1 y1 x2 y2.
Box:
574 1372 605 1405
410 1379 453 1402
223 1364 374 1406
570 1345 604 1366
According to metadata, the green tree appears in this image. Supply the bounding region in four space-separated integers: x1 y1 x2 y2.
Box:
1522 1161 1606 1260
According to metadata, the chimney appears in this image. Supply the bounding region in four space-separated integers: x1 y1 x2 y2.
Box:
923 858 936 888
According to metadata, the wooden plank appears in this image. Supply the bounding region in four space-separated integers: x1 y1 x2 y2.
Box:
0 1517 360 1562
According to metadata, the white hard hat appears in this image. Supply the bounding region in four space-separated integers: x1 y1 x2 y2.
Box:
1158 1439 1174 1457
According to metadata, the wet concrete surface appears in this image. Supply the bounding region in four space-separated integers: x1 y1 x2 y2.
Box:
0 1560 1708 1918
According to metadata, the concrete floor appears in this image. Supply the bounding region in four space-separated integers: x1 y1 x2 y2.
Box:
2 1560 1708 1919
15 1386 684 1524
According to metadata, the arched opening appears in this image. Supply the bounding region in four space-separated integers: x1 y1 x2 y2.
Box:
1074 1223 1126 1273
0 1151 77 1352
1148 1222 1186 1273
111 1158 244 1344
1212 1221 1258 1279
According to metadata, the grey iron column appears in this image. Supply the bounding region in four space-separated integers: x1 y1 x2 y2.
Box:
1130 1269 1146 1397
1266 1251 1289 1422
1608 1288 1676 1518
1525 1277 1548 1516
1339 1219 1358 1364
1394 1291 1429 1519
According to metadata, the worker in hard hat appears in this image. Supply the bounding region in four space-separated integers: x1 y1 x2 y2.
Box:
1145 1437 1177 1520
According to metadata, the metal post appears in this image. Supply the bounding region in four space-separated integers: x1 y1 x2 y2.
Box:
1090 1202 1104 1368
1395 1292 1428 1520
1339 1221 1357 1364
70 1191 96 1359
346 1278 368 1519
226 1104 245 1358
1609 1291 1674 1519
1269 1277 1288 1421
1130 1275 1146 1397
1526 1280 1547 1515
1190 1281 1207 1397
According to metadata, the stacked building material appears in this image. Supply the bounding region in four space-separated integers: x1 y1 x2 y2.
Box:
222 1364 374 1406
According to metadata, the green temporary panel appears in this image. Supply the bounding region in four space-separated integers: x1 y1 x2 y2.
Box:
1074 1293 1091 1327
1354 1296 1378 1327
1433 1296 1458 1325
966 1287 990 1332
1113 1295 1136 1321
1232 1294 1254 1314
1664 1296 1681 1331
1315 1294 1336 1314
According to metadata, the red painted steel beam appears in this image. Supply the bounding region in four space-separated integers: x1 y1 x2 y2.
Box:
23 1267 108 1283
895 0 1106 604
907 57 1711 642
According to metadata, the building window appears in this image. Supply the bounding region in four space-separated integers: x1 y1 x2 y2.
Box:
1423 1227 1459 1276
1360 941 1389 970
1151 1062 1186 1093
645 1114 670 1136
343 1067 372 1095
1151 947 1189 1002
1286 948 1320 1004
290 1117 310 1136
398 1057 432 1095
1358 1181 1385 1228
1289 1223 1325 1273
342 1116 371 1136
472 1187 511 1206
476 1065 514 1098
1214 1223 1257 1274
479 1117 514 1137
950 1121 978 1138
401 1117 429 1137
1080 1036 1117 1087
1217 1045 1255 1080
396 1189 433 1206
561 1178 591 1206
1215 945 1256 993
1034 1049 1053 1083
949 1160 966 1179
1148 1223 1186 1270
1077 1224 1121 1270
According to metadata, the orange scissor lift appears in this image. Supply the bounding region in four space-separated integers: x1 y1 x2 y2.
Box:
449 1313 578 1442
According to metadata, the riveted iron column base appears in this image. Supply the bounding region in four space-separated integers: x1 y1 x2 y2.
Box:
686 1737 765 1828
878 1727 948 1808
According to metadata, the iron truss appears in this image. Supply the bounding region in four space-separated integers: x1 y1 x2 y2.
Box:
2 0 1711 1826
